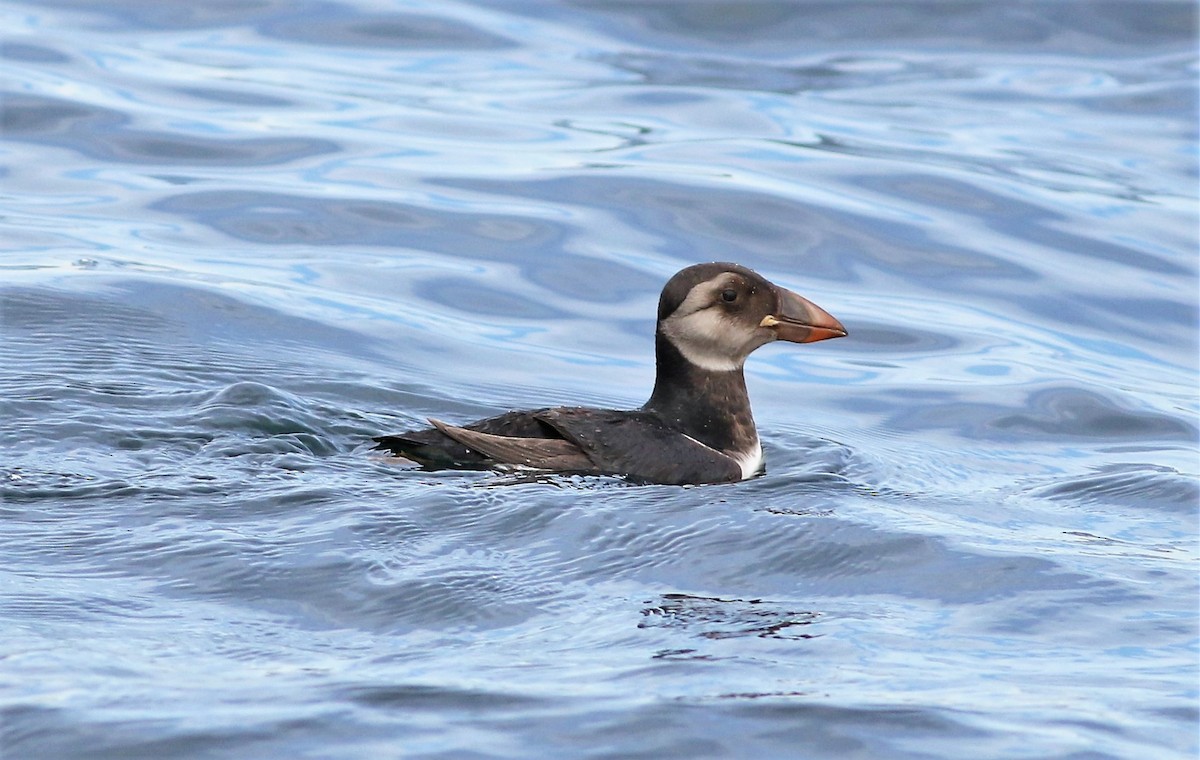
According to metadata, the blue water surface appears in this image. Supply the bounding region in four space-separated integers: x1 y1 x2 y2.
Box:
1 1 1197 758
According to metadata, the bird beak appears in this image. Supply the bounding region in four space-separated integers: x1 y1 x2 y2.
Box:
760 286 847 344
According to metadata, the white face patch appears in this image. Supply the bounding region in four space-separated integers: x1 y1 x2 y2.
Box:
660 275 772 372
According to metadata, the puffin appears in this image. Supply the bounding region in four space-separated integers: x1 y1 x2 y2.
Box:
373 262 846 485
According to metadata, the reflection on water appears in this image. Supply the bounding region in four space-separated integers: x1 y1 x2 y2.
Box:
1 1 1196 758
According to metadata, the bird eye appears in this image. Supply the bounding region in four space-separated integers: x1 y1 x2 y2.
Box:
720 288 738 303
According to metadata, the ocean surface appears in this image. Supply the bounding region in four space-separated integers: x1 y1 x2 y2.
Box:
2 1 1197 758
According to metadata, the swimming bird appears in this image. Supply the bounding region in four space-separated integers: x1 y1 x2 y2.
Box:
373 262 846 485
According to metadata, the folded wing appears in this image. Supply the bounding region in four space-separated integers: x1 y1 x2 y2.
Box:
374 406 743 485
427 418 594 471
532 408 743 485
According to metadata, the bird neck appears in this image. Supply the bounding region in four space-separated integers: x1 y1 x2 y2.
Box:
643 331 758 454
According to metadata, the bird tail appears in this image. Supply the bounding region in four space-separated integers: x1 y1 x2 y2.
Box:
371 430 491 469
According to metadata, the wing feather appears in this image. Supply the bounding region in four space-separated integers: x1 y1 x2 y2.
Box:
427 418 595 471
532 409 743 485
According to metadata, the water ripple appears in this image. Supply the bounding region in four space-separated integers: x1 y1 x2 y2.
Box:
3 93 338 166
1 1 1195 758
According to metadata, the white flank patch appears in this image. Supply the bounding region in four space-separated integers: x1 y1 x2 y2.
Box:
733 438 764 480
683 433 764 480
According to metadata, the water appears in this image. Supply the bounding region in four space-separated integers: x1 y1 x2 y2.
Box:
2 1 1197 758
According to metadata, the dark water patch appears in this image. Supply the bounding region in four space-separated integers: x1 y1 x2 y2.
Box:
1 93 126 136
640 594 821 641
0 469 214 505
809 134 1158 202
1057 531 1192 565
265 11 515 50
739 441 857 504
977 585 1171 640
151 191 571 265
858 174 1188 274
5 95 338 165
0 282 381 374
2 93 336 166
198 431 336 459
538 699 986 759
1 284 167 341
859 174 1021 217
991 205 1193 278
524 255 662 303
834 320 959 354
173 86 295 108
535 1 1197 54
16 0 329 32
349 569 550 633
413 482 1122 605
380 111 575 144
0 704 353 760
63 498 550 634
87 514 351 594
195 382 327 438
1078 75 1200 119
748 520 1105 602
352 484 574 554
959 53 1198 119
874 385 1197 443
0 591 158 624
436 174 1028 285
723 703 989 757
1 283 386 513
421 277 566 320
105 134 334 166
0 41 72 63
990 386 1196 442
1092 295 1200 332
1032 464 1199 514
591 51 959 94
340 683 545 712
